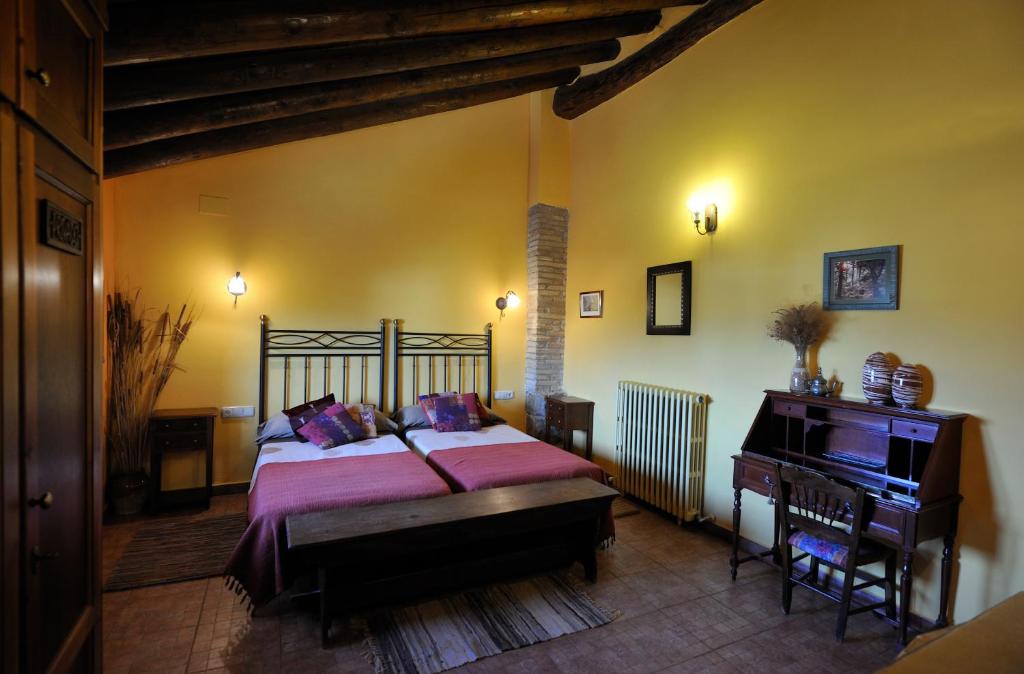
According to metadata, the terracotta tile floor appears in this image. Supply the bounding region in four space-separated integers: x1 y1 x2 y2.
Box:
102 496 900 673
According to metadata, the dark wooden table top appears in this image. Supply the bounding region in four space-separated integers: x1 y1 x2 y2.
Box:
546 395 594 406
151 407 219 419
287 478 618 551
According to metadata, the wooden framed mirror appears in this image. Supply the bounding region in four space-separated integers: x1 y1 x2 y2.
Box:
646 261 692 335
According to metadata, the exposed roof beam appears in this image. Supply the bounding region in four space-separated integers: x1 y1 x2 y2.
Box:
106 41 620 149
105 12 661 110
105 69 579 177
552 0 764 119
106 0 701 65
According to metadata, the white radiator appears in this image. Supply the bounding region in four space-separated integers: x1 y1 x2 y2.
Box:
615 381 709 523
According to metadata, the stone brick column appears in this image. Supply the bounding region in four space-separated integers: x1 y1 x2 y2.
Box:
525 203 568 437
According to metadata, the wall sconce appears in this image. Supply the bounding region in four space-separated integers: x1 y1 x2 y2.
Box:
687 195 718 235
495 290 520 318
227 271 247 307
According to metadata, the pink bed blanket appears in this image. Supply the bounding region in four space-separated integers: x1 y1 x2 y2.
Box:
224 452 451 607
425 441 615 542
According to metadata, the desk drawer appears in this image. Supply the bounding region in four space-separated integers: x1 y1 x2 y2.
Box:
734 459 774 496
154 432 207 452
772 400 806 418
891 420 937 442
153 417 209 434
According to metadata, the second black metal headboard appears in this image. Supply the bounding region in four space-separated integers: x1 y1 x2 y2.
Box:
258 315 387 422
392 320 493 410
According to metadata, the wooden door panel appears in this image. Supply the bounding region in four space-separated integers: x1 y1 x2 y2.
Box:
1 101 21 674
0 0 16 102
20 0 101 168
19 125 96 674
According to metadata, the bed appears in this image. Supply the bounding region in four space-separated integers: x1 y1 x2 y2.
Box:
224 316 451 608
391 321 614 540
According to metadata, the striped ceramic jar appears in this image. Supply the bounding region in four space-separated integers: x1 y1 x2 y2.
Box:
892 364 924 409
862 352 893 404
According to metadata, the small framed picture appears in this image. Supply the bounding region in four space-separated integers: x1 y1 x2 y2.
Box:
579 290 604 318
823 245 900 311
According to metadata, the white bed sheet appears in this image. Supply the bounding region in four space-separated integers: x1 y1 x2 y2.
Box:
405 424 535 459
250 434 409 491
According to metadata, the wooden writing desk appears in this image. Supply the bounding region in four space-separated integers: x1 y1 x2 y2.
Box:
731 391 966 645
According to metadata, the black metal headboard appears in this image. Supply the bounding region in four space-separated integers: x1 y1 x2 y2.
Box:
392 320 493 410
258 315 387 422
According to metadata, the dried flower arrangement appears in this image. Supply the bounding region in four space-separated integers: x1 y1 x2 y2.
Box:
106 290 195 478
767 302 826 352
767 302 827 393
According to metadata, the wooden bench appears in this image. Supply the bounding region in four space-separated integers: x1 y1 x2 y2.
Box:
286 477 618 646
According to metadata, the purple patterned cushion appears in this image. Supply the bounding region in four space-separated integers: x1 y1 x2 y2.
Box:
421 393 482 432
283 393 336 439
417 392 458 427
788 531 849 566
295 403 367 449
343 403 379 438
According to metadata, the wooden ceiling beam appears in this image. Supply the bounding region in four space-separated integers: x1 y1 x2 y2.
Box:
552 0 764 119
105 12 660 110
105 69 579 178
106 0 701 65
106 41 620 149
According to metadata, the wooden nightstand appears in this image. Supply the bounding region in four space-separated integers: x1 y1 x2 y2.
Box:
544 395 595 460
149 407 217 512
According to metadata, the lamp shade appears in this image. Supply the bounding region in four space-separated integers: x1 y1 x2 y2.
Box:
227 272 247 297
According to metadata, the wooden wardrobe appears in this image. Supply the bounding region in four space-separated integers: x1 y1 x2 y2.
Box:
1 0 106 672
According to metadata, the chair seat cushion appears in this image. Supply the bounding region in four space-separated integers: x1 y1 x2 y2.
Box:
788 531 850 566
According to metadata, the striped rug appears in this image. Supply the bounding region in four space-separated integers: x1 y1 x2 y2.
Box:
364 574 619 674
104 512 248 592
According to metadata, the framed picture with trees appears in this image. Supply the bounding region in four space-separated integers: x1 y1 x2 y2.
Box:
823 246 899 311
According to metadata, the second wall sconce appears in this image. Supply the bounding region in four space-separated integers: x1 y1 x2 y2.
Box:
495 290 520 318
227 271 247 307
687 195 718 236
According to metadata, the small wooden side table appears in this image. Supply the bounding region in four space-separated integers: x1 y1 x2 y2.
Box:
544 395 595 460
149 407 217 512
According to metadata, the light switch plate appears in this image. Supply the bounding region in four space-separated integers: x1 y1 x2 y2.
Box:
494 390 514 401
222 405 254 418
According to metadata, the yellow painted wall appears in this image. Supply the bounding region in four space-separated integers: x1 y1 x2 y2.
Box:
565 0 1024 623
528 89 572 207
105 98 530 488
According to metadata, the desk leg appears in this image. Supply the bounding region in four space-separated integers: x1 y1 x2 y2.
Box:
319 567 330 648
730 488 742 581
564 428 572 452
936 534 955 628
544 424 551 444
899 551 914 646
585 430 593 462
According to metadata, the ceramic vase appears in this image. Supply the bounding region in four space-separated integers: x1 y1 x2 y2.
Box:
892 364 923 409
790 346 809 393
862 352 893 404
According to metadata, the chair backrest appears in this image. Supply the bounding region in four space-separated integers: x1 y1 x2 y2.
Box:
775 464 867 551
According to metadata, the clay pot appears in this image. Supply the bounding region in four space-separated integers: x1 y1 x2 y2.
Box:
862 352 893 405
109 473 149 516
892 364 924 409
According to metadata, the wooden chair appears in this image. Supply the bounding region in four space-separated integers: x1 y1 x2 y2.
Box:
774 464 897 642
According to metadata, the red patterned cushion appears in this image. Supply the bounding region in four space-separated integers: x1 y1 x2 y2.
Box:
788 531 849 566
295 403 367 449
418 391 488 426
283 393 336 438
